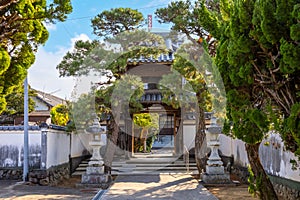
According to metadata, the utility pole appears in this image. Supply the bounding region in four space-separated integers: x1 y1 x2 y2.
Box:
23 76 29 181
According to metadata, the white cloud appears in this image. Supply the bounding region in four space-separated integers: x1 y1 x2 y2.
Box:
43 22 57 31
28 33 91 100
145 0 173 7
146 0 196 8
70 33 91 51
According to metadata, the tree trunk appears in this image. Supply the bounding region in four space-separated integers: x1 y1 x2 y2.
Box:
245 143 278 200
104 119 118 174
139 127 147 153
195 92 207 173
143 129 148 152
124 116 132 158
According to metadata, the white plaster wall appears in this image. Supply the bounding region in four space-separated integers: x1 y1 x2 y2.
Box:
0 131 41 167
219 133 300 182
32 97 49 111
219 134 249 166
46 130 70 168
72 127 107 156
0 131 41 148
183 125 196 150
259 133 300 182
70 133 90 157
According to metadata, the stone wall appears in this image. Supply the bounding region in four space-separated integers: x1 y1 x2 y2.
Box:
29 163 70 186
270 175 300 200
273 183 300 200
0 168 23 180
0 163 70 186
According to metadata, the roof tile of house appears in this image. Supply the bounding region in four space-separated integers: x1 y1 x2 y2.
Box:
35 90 66 108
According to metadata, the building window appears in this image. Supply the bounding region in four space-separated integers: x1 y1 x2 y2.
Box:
144 83 148 90
159 114 174 129
151 94 156 101
157 94 162 101
148 83 157 89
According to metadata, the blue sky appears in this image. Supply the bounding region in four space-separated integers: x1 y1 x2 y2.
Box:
28 0 173 99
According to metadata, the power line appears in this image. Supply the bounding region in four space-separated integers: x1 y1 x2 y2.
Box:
67 16 94 21
64 3 169 21
62 23 73 38
60 3 170 37
137 3 168 10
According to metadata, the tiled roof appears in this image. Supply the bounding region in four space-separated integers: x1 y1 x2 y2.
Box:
28 110 51 116
0 124 66 131
34 90 66 108
127 53 174 64
0 126 40 131
49 124 67 131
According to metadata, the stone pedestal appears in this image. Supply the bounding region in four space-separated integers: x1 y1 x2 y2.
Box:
202 117 231 184
79 173 111 189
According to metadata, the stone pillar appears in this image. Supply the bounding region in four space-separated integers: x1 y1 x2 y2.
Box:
201 117 231 184
40 122 48 169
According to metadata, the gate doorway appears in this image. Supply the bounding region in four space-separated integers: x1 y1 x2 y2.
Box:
131 113 176 156
152 114 175 149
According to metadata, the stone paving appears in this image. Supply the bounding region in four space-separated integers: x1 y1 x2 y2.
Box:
100 174 218 200
0 180 96 200
0 175 219 200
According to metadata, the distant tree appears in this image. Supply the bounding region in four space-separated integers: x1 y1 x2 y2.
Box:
0 0 72 113
5 86 36 115
50 104 69 126
91 7 145 38
0 85 36 124
66 93 96 132
155 0 218 55
133 113 159 153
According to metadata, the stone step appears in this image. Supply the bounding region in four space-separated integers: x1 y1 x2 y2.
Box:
72 156 198 177
72 170 198 176
75 167 88 171
74 163 196 171
111 170 199 175
73 165 197 175
112 167 197 171
117 163 197 167
72 171 85 176
126 158 181 164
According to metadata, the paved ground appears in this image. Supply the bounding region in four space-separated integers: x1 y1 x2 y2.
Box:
0 175 257 200
0 180 96 200
207 185 258 200
101 174 218 200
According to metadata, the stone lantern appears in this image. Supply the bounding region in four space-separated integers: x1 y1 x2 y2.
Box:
80 114 111 188
201 116 231 184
